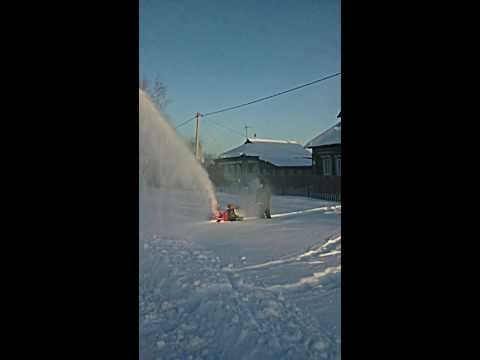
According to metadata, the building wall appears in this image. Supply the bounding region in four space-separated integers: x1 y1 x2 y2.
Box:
212 156 311 186
210 154 340 200
260 174 340 198
312 144 341 176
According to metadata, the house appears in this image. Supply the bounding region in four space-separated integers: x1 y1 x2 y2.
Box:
304 116 341 200
212 138 313 193
305 121 341 176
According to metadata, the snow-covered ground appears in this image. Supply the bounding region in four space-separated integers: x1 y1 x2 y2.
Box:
140 190 341 360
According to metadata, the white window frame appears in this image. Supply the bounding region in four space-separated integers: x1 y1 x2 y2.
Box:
322 157 332 176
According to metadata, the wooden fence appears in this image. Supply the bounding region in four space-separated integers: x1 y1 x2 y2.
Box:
210 172 341 202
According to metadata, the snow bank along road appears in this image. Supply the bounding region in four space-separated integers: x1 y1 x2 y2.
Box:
140 191 341 360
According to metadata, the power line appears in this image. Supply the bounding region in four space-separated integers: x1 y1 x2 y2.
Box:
202 72 340 118
208 118 245 138
200 122 221 147
174 115 197 129
174 72 340 129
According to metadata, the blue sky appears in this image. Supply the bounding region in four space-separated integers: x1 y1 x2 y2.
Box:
140 0 340 155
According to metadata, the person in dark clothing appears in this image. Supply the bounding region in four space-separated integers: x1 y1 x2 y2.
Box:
226 203 243 221
256 179 272 219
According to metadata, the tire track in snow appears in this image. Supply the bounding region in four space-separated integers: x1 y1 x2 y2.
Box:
267 265 341 292
297 235 341 260
140 234 340 360
270 206 341 219
225 234 341 273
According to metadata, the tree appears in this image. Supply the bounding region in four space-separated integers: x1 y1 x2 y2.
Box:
184 137 217 167
139 78 149 92
139 75 171 110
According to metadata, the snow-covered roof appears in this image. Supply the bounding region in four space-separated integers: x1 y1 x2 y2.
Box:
305 121 341 148
219 138 312 167
245 138 297 144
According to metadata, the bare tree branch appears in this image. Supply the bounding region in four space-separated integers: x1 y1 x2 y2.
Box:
139 75 170 110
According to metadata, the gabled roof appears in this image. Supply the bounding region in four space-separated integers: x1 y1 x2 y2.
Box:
219 138 312 167
305 121 341 148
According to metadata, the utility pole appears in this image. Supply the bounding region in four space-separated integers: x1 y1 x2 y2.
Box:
195 112 201 161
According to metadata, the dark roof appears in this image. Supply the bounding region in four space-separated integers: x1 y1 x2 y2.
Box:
305 121 341 148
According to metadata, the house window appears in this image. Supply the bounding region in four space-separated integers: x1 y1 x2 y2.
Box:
336 157 341 176
322 157 332 176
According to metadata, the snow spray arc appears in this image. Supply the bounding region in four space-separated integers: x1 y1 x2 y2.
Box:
139 89 218 216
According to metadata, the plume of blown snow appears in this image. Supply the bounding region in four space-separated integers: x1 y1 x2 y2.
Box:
139 89 218 233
